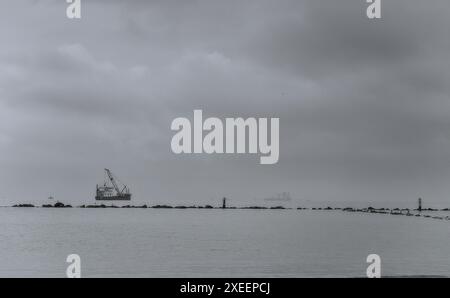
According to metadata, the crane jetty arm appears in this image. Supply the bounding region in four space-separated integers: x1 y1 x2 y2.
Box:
105 168 122 195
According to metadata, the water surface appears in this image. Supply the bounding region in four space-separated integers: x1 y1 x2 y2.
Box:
0 208 449 277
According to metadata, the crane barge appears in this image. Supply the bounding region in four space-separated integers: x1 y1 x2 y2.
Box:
95 169 131 201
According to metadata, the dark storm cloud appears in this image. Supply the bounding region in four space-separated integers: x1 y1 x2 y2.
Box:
0 0 449 206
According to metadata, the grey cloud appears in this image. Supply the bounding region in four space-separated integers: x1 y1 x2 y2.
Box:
0 0 449 207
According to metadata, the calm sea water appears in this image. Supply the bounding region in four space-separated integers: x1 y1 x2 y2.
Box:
0 208 449 277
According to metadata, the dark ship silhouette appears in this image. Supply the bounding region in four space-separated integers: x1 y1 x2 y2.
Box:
96 169 131 201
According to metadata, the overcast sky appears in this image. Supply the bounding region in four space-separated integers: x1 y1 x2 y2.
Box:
0 0 449 207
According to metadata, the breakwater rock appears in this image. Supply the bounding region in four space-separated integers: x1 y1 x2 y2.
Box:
42 202 72 208
13 204 35 208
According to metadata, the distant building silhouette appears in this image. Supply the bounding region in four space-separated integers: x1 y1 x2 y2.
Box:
418 198 422 212
222 197 227 209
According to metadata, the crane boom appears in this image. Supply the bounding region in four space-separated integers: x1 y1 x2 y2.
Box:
105 168 122 195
